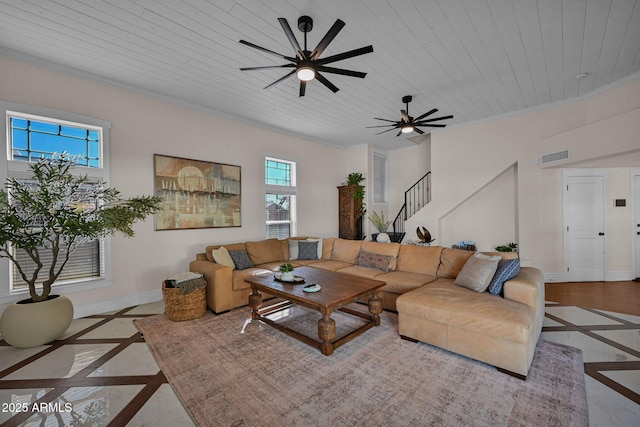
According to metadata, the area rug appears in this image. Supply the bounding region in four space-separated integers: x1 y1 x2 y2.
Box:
134 305 588 427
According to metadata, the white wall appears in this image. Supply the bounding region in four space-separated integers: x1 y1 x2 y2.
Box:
407 77 640 280
0 56 351 316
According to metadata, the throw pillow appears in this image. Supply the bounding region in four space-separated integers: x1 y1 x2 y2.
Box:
228 249 254 270
306 238 323 259
211 246 236 269
454 253 501 292
356 250 394 272
487 258 521 296
298 241 319 260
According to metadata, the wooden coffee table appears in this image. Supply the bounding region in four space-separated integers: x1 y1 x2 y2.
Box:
245 266 385 356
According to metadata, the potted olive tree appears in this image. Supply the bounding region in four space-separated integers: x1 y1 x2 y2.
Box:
0 156 160 348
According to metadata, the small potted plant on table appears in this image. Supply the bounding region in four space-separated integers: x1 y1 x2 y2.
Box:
278 262 295 282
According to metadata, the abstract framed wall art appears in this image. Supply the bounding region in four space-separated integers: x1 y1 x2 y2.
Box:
154 154 241 230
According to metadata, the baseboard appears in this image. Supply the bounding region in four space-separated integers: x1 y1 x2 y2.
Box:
72 289 163 319
605 271 634 281
544 271 633 283
544 273 566 282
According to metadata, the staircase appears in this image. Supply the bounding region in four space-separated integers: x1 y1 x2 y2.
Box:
391 172 431 242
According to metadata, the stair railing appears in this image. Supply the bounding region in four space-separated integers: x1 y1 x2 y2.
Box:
392 172 431 240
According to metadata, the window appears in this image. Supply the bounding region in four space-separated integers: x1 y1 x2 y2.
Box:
9 113 102 167
373 152 387 203
2 104 111 298
265 157 296 239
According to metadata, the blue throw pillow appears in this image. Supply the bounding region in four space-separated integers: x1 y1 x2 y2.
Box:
228 249 255 270
297 241 319 260
487 258 520 296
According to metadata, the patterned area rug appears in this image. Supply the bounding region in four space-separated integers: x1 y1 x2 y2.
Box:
134 305 588 427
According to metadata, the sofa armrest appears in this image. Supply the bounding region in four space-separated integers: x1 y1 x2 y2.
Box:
189 259 234 313
502 267 545 310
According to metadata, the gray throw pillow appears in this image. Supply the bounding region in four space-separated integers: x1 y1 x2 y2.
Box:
297 241 319 260
228 249 254 270
454 253 501 292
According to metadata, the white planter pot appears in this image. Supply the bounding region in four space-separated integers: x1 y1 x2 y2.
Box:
281 271 295 282
0 295 74 348
376 232 390 243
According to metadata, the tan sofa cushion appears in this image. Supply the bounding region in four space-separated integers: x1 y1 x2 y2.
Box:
211 246 236 269
397 245 443 275
231 268 272 291
437 248 474 278
397 280 535 344
321 238 336 259
338 265 386 279
330 239 363 263
376 271 438 294
309 260 353 272
246 239 284 265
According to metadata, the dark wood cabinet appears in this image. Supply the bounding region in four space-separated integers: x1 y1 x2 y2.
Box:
338 185 364 240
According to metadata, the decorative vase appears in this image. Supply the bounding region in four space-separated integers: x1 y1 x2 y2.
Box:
376 232 390 243
0 294 74 348
281 271 295 282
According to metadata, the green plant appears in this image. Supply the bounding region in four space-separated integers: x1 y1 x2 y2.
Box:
278 262 294 273
369 210 391 232
345 172 365 186
344 172 366 218
495 242 518 252
0 156 161 302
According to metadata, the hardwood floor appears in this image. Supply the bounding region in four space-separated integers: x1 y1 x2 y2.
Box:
545 280 640 316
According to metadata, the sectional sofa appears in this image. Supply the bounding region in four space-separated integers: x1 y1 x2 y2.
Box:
189 237 544 378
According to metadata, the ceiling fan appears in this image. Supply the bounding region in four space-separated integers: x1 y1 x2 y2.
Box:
368 96 453 136
239 16 373 97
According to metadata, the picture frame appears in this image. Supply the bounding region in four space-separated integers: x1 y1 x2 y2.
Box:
153 154 241 230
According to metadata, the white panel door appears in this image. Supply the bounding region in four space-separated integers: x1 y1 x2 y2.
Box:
564 175 605 281
635 174 640 280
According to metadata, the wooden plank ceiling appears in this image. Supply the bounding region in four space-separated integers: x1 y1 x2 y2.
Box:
0 0 639 149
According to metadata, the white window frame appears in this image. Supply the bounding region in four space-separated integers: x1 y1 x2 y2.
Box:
0 101 112 303
373 151 388 204
264 156 297 238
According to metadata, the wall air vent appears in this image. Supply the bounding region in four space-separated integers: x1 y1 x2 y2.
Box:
539 149 570 165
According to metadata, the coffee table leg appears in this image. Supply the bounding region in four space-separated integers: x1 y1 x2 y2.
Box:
368 291 383 326
249 288 263 320
318 312 336 356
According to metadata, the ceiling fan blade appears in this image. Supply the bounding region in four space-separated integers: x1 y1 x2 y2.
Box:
240 64 296 71
416 123 447 128
299 80 306 97
366 124 397 128
414 128 425 135
416 115 454 124
375 127 399 135
414 108 438 122
401 109 410 123
317 66 366 78
239 40 296 61
310 19 345 60
373 118 399 123
263 70 296 89
316 45 374 65
315 72 339 93
277 18 304 59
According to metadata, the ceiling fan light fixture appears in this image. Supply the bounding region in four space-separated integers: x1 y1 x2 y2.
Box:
401 124 414 133
296 66 316 81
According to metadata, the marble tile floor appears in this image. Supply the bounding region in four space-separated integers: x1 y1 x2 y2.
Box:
0 300 638 426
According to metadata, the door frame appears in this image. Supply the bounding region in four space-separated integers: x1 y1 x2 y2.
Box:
562 169 608 282
631 168 640 281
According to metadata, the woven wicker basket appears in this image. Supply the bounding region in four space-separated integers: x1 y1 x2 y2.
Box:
162 280 207 321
